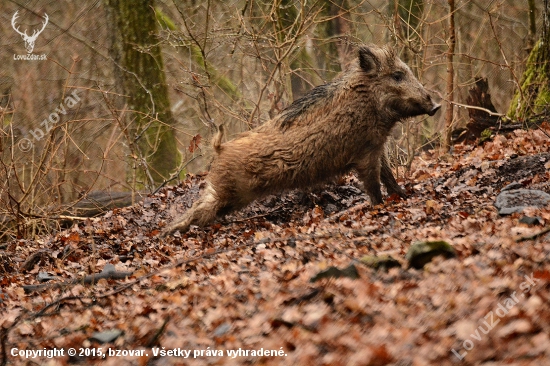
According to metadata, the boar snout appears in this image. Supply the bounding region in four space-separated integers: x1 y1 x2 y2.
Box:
387 92 439 119
426 94 441 116
412 91 441 117
428 103 441 116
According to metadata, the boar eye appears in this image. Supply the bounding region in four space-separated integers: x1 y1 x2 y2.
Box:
392 72 405 82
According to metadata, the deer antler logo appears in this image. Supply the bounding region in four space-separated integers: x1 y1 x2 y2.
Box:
11 11 49 54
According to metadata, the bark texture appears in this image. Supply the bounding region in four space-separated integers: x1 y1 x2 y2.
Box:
105 0 181 187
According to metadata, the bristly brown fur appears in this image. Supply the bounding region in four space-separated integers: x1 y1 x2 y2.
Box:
277 83 335 129
162 44 440 236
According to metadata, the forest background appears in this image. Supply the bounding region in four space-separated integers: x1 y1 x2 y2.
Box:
0 0 546 239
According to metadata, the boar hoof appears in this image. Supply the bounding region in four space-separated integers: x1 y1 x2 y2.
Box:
160 218 192 237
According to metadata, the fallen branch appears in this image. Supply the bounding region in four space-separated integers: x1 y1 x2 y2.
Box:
23 264 133 293
324 200 372 222
146 316 171 347
21 250 51 272
225 204 284 224
516 226 550 242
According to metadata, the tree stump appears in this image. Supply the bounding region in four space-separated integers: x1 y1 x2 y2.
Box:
453 77 499 142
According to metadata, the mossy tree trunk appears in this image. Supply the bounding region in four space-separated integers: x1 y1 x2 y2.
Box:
508 0 549 120
105 0 181 188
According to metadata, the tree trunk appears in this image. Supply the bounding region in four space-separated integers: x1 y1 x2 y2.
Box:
104 0 181 188
452 77 499 142
444 0 456 151
508 0 549 120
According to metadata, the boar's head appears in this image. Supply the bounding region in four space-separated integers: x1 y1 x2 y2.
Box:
357 45 441 120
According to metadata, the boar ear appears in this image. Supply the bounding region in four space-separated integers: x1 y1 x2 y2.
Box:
358 46 381 74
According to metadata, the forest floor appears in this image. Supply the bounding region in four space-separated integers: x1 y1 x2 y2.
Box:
2 125 550 366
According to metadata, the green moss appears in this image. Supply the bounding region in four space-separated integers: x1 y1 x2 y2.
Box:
153 8 240 100
189 45 241 99
359 255 401 271
155 8 176 31
508 40 550 119
479 128 493 143
405 240 456 269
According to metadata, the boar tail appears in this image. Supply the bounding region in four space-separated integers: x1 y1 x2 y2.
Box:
212 124 225 154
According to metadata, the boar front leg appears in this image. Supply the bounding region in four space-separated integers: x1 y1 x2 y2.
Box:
162 184 223 236
355 152 384 205
380 154 406 198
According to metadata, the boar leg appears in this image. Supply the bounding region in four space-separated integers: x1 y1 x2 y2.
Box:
355 153 384 205
162 184 223 235
380 154 406 198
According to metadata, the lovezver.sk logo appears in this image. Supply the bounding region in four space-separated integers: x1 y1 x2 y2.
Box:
12 10 48 54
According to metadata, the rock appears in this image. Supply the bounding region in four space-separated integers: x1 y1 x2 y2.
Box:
213 322 232 337
90 329 123 343
519 216 543 226
405 241 456 269
359 255 401 271
37 272 58 282
310 264 359 282
495 189 550 215
324 204 338 214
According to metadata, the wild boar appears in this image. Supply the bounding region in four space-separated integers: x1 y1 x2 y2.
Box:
162 44 440 235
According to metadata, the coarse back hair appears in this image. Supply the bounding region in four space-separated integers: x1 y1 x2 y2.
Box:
277 82 336 129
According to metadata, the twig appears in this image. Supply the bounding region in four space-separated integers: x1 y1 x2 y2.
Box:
98 229 358 300
23 228 370 337
488 13 524 112
516 226 550 242
225 204 284 224
146 316 171 347
152 154 203 195
324 200 372 222
450 101 505 117
34 296 84 317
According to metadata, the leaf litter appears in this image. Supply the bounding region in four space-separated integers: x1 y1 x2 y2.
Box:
2 124 550 365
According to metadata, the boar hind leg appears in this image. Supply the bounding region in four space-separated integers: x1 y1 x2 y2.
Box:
162 184 223 236
380 154 406 198
355 153 384 205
